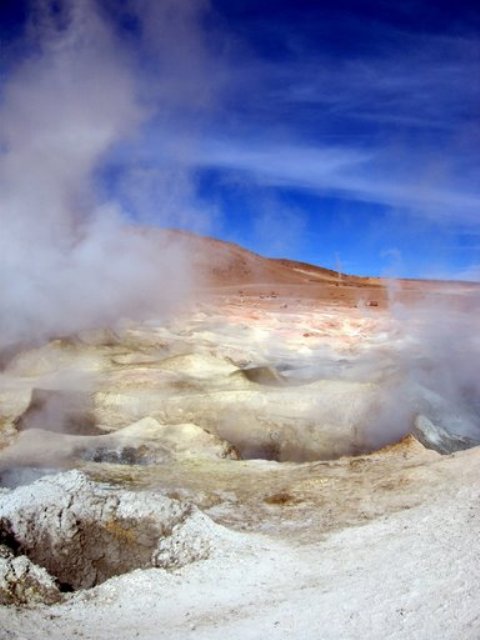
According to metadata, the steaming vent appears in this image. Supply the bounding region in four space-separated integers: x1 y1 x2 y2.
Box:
3 307 480 485
15 389 102 436
0 471 230 601
4 361 480 482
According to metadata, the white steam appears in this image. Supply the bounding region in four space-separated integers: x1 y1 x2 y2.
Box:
0 0 213 350
354 289 480 450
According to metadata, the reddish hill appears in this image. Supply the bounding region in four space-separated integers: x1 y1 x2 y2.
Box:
146 227 480 309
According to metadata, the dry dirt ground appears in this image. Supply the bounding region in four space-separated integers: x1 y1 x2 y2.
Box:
1 235 480 639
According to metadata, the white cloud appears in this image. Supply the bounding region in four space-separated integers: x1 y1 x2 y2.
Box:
193 138 480 227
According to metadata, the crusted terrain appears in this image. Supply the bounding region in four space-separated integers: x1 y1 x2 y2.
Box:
0 238 479 637
0 544 61 606
0 471 233 592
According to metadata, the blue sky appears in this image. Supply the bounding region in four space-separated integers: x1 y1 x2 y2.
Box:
200 0 480 278
1 0 479 279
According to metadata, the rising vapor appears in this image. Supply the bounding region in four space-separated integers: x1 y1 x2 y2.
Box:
0 0 215 351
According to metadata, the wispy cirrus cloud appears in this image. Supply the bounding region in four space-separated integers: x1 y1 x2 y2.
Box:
265 34 480 131
99 2 479 244
194 137 480 227
188 10 479 233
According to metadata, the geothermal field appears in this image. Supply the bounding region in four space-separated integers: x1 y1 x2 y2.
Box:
1 0 479 637
1 234 480 639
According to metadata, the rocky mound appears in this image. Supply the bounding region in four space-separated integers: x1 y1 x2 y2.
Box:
0 470 234 601
0 543 61 606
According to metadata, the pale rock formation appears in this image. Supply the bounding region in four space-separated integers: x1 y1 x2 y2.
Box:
0 416 239 471
0 544 61 606
0 470 234 591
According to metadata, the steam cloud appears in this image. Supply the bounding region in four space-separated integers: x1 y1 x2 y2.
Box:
353 288 480 451
0 0 215 351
